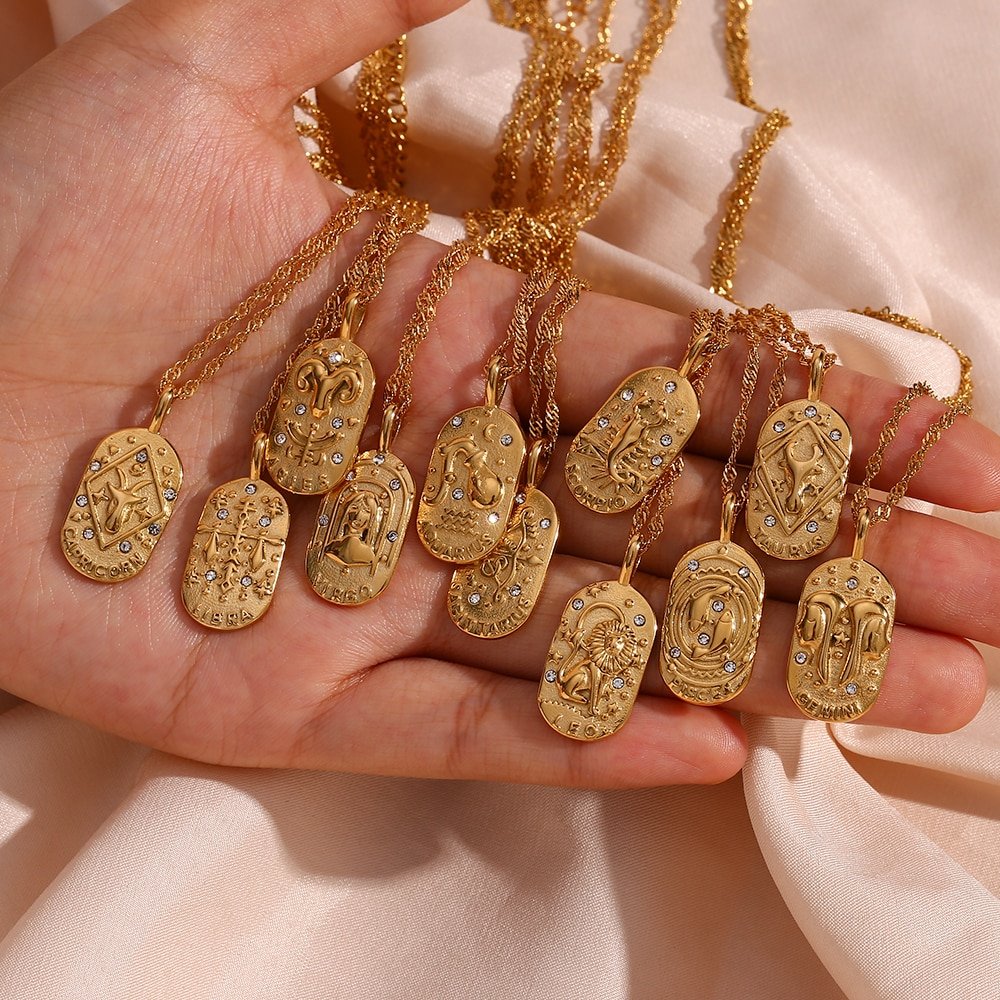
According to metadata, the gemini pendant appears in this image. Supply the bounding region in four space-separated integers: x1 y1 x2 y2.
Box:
787 555 895 722
306 449 416 606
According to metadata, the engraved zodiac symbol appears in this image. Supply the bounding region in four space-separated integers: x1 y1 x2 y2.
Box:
782 436 824 515
479 509 544 598
605 396 669 490
556 603 637 717
798 592 891 686
426 432 504 508
295 357 363 417
282 421 341 467
684 582 737 658
95 465 151 535
324 490 383 570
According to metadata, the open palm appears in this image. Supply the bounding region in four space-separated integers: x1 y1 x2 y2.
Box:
2 0 998 788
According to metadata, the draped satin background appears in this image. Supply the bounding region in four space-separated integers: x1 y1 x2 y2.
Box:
2 2 998 997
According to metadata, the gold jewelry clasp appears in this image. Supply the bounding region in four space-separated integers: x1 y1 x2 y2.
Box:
852 507 870 562
379 404 400 453
677 322 715 380
525 439 549 489
339 291 366 341
484 356 507 408
619 534 643 587
720 491 737 544
148 387 174 434
249 431 267 481
808 347 826 402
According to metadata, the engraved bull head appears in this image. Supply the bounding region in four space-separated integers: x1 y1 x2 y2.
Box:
296 358 363 417
783 438 824 515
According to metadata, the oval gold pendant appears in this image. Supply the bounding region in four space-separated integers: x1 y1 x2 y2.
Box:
447 488 558 638
746 399 851 560
62 429 182 583
788 557 895 722
565 367 699 513
306 449 415 605
660 540 765 703
416 406 526 563
538 580 656 741
265 338 375 495
181 477 289 630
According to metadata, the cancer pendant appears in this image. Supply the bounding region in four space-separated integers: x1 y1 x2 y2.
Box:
539 579 656 741
660 539 765 704
181 476 289 630
787 556 895 722
306 449 415 606
265 337 374 495
62 427 182 583
416 406 526 563
448 487 558 638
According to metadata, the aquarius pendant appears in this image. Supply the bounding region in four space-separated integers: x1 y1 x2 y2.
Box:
448 487 558 638
306 449 416 606
265 337 374 495
746 350 851 560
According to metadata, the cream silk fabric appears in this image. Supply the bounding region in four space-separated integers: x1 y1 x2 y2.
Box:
2 2 999 998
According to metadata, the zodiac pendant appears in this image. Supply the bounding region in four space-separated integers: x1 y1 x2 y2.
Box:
539 539 656 741
181 437 289 631
416 379 526 564
306 447 415 606
788 512 895 722
660 495 765 704
747 349 851 560
62 391 182 583
265 335 374 496
448 442 558 638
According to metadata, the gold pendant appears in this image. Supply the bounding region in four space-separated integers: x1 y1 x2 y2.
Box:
181 437 289 630
746 349 851 560
788 511 895 722
265 334 374 496
306 447 415 606
416 378 526 563
660 495 764 704
539 538 655 741
61 391 181 583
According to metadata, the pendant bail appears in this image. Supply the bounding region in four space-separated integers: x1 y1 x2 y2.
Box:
148 387 174 434
720 491 737 544
339 291 366 341
677 324 714 380
525 439 549 489
249 431 267 481
379 404 400 453
619 534 643 586
808 347 826 402
484 356 507 408
852 506 871 562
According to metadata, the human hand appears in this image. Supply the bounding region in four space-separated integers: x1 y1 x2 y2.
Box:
2 0 998 788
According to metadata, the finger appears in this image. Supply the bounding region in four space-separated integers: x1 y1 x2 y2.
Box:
120 0 470 111
283 657 748 788
526 291 1000 512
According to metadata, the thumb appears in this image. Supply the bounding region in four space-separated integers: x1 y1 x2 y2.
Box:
113 0 470 111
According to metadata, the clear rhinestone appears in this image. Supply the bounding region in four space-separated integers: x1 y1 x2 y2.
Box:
332 417 344 429
830 429 843 442
806 520 819 533
452 488 465 501
217 509 229 520
75 495 88 507
275 432 287 445
136 450 148 463
240 575 253 587
329 351 343 365
764 515 777 527
294 403 307 416
540 518 552 529
773 421 786 433
82 528 95 540
621 388 635 401
510 585 522 597
346 471 355 481
259 516 271 528
845 683 859 695
164 488 177 502
669 646 681 658
697 632 711 646
660 433 673 448
651 455 663 467
545 669 557 683
847 577 859 591
633 614 646 627
332 453 344 465
245 483 257 495
515 493 526 505
148 524 161 536
597 417 610 429
89 460 101 472
712 599 725 613
119 541 132 554
687 559 700 571
795 652 808 664
468 593 482 606
205 570 217 582
451 415 463 428
724 660 737 674
487 512 500 524
389 479 401 491
500 434 513 446
318 514 330 527
611 677 625 690
387 530 399 543
738 566 751 579
373 454 385 465
665 381 677 394
572 598 585 611
804 405 818 418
